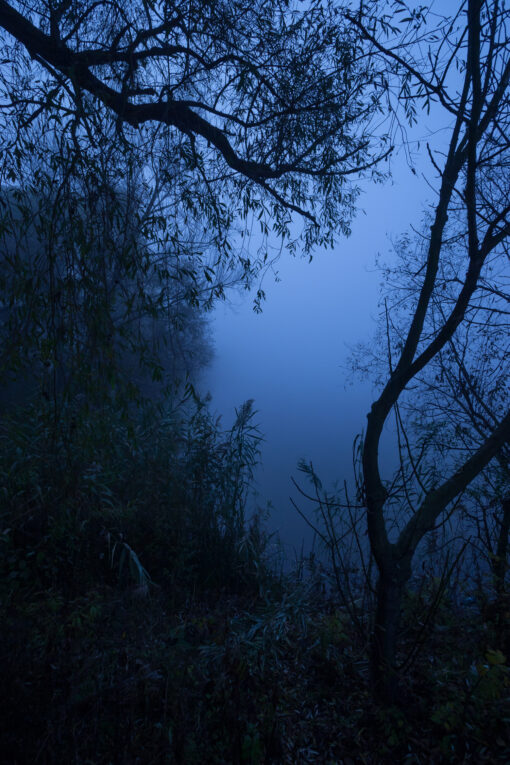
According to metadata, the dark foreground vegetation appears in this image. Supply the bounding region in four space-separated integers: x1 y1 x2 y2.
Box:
1 400 509 764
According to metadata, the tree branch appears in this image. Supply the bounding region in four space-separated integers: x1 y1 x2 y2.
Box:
397 406 510 558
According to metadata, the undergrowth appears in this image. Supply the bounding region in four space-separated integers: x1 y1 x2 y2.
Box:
1 400 510 763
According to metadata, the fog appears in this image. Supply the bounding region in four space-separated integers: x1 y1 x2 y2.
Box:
201 0 463 558
203 157 433 556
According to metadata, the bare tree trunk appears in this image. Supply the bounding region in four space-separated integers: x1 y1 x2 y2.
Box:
494 497 510 596
492 496 510 643
371 569 404 704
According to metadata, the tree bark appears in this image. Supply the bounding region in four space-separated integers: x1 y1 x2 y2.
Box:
492 496 510 643
494 497 510 597
371 570 404 704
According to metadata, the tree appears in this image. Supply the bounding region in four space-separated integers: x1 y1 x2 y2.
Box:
352 0 510 701
360 215 510 651
0 0 392 295
0 163 213 419
0 0 398 441
389 227 510 625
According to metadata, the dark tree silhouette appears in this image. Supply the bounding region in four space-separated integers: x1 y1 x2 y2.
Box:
0 0 392 275
352 0 510 701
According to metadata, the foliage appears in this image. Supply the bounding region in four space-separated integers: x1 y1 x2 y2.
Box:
292 457 375 639
3 525 510 762
0 161 214 418
0 392 265 595
0 0 394 287
0 388 509 763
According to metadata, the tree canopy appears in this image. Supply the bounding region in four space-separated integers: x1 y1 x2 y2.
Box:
0 178 213 414
0 0 392 295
